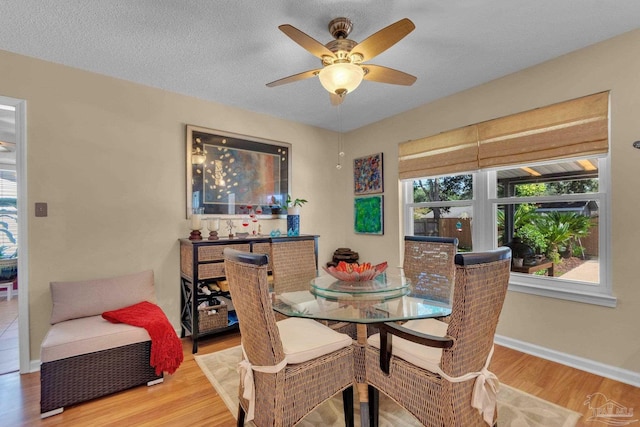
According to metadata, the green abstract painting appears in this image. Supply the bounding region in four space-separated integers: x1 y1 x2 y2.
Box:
354 195 383 235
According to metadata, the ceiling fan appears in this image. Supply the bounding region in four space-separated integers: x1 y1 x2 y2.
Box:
266 17 417 105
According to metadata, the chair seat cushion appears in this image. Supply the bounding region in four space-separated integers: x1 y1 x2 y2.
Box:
367 318 448 372
279 291 341 314
277 317 353 364
41 315 150 363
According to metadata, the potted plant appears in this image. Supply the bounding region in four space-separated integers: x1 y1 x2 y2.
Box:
286 195 307 236
0 213 17 281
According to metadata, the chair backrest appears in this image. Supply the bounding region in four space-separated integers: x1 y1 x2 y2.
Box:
403 236 458 305
223 248 285 367
441 247 511 377
270 239 317 294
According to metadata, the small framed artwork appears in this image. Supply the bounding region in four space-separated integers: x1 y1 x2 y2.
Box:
353 152 383 195
354 195 384 235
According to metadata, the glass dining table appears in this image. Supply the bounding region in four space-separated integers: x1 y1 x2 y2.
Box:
271 268 452 427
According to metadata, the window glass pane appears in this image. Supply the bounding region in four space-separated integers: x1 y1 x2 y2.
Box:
498 201 598 283
412 174 473 202
411 206 473 252
497 159 598 198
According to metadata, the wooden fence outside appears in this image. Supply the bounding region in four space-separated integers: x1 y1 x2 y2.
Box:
414 217 598 257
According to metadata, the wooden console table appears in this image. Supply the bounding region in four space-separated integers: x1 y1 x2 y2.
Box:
179 234 318 353
511 260 554 276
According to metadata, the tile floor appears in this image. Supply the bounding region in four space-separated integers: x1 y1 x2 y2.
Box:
0 295 19 375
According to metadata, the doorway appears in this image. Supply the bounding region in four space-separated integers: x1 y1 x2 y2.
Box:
0 96 28 374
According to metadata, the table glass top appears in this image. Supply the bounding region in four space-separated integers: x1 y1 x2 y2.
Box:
272 271 452 324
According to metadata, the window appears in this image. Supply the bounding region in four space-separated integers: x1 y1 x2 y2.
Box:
399 92 614 306
403 156 613 306
404 174 474 252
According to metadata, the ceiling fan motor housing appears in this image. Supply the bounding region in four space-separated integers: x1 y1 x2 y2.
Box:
323 39 358 65
328 17 353 39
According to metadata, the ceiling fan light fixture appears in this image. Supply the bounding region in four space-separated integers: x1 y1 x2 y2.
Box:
318 62 364 96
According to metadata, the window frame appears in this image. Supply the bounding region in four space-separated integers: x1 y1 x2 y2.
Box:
403 155 616 307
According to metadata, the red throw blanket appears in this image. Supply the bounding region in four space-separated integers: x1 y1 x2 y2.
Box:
102 301 183 375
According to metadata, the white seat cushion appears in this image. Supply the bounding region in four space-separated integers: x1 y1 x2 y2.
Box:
41 315 151 363
367 318 449 372
279 291 340 314
276 317 353 364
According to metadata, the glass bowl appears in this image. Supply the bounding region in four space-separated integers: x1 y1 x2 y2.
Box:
322 261 388 282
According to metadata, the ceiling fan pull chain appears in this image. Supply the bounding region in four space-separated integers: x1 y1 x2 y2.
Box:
336 104 345 170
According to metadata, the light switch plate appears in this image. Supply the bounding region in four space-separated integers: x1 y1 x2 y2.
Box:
35 202 48 217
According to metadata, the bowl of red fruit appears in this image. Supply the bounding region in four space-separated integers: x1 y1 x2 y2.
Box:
322 261 388 282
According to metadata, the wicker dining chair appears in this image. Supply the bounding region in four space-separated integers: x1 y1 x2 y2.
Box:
223 248 356 427
271 239 356 337
270 238 318 295
403 236 458 307
366 247 512 427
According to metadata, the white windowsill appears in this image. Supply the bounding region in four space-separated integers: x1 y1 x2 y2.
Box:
508 279 617 307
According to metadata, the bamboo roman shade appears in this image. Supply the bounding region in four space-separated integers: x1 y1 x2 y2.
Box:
477 92 609 168
398 91 609 179
398 125 478 180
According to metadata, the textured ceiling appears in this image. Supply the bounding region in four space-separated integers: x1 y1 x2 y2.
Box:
1 1 640 132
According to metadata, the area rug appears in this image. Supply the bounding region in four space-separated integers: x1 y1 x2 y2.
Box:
195 346 581 427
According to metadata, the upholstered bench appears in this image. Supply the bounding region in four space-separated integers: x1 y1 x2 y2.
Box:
40 270 165 418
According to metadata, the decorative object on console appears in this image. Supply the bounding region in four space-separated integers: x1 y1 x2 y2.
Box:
189 208 204 240
286 195 307 236
225 219 236 238
323 261 388 282
207 218 219 240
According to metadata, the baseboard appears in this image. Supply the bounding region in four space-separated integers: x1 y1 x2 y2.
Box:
28 334 640 387
494 334 640 388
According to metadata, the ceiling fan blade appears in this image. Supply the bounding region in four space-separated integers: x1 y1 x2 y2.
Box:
279 24 336 59
350 18 415 62
266 69 321 87
363 64 417 86
330 93 344 106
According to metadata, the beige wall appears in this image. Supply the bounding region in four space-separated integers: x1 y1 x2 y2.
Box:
344 29 640 374
0 49 346 361
3 27 640 376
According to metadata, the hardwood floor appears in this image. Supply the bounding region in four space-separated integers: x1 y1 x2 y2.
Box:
0 297 19 375
1 331 638 426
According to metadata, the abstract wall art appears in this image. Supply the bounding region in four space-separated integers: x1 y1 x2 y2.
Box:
353 152 383 195
354 195 384 235
186 125 290 217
